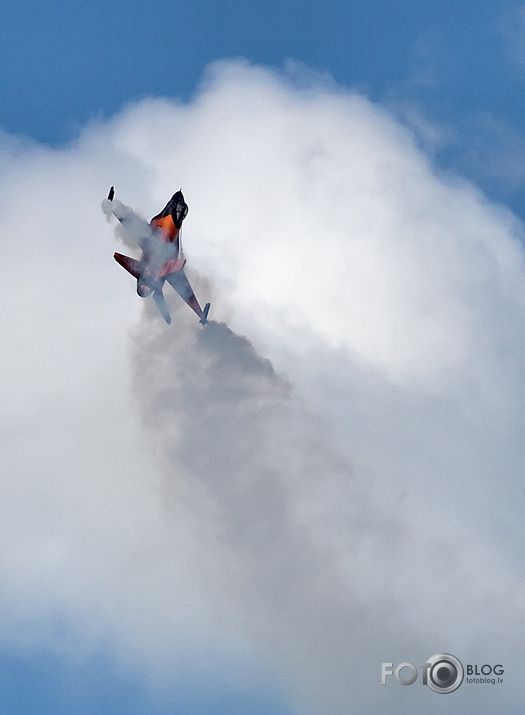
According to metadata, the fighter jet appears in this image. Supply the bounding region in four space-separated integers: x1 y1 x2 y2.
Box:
104 186 210 325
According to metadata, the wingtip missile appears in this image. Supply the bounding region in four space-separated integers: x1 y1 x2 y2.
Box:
200 302 211 325
108 186 115 201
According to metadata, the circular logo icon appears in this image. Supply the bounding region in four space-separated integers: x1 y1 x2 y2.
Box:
426 653 464 694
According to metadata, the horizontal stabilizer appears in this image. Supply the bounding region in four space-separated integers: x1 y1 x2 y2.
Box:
114 252 140 279
159 257 186 277
153 289 171 324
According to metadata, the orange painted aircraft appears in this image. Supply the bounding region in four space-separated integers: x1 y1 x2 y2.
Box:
106 186 210 325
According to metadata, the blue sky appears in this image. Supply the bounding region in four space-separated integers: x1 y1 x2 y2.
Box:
2 2 525 714
1 1 516 137
3 0 525 218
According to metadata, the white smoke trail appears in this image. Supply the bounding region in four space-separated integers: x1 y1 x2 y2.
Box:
101 196 153 250
130 304 525 714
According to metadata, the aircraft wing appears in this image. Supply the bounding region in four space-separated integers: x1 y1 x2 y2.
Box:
165 270 210 324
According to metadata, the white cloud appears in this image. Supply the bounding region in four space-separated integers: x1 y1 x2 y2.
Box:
1 59 524 712
500 6 525 68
